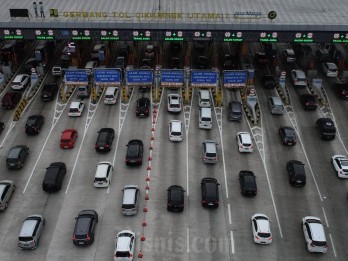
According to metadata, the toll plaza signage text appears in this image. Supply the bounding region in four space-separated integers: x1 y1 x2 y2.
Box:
223 70 247 88
65 70 88 85
161 70 184 87
94 69 121 85
191 71 218 87
126 69 153 85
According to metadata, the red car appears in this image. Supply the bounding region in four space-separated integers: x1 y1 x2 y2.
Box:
60 129 78 149
2 91 22 109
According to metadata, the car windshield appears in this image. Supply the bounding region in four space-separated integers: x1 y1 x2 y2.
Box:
285 129 295 136
116 251 130 257
138 100 148 107
18 236 33 242
171 131 181 136
312 240 327 247
98 132 109 143
297 77 306 81
69 108 78 113
128 144 139 157
258 232 271 238
26 118 37 125
8 148 21 158
105 94 114 98
340 159 348 166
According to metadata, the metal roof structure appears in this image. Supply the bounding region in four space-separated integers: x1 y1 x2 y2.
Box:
1 0 348 31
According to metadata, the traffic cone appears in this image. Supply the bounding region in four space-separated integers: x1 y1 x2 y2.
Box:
146 176 150 181
148 156 152 161
138 251 143 258
141 234 146 241
143 207 148 212
147 166 151 170
142 220 147 226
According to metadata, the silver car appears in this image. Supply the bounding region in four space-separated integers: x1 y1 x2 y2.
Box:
0 180 15 210
18 214 45 249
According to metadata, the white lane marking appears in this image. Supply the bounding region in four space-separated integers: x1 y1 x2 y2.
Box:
322 207 329 227
227 203 232 225
65 129 88 194
230 231 235 254
23 125 55 193
329 233 337 257
187 228 190 253
185 134 189 196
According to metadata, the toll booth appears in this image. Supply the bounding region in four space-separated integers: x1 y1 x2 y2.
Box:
93 68 122 103
125 67 153 102
62 69 88 102
190 69 219 105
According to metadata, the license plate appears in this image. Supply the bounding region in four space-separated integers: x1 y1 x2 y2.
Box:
99 147 104 149
64 146 68 148
79 242 84 245
288 143 292 145
208 203 213 206
44 95 47 97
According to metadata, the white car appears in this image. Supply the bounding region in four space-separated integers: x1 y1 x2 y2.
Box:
282 49 296 63
68 101 84 117
167 94 182 112
302 216 327 253
114 230 136 260
11 74 30 90
94 161 113 187
331 155 348 178
322 62 338 77
291 70 307 87
169 120 183 141
104 87 119 104
236 132 253 153
251 214 272 244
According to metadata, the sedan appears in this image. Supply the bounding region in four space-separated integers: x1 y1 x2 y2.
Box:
25 115 44 135
299 93 317 110
279 126 297 145
236 132 254 153
72 210 98 246
251 214 272 244
331 155 348 178
167 94 182 112
167 185 185 212
239 171 257 196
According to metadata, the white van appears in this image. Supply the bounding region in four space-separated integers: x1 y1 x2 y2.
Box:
198 90 211 107
199 107 212 129
169 120 183 141
104 87 119 104
121 185 139 216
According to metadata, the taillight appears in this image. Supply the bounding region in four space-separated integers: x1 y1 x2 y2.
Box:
315 102 318 105
86 233 91 241
255 236 259 240
130 253 133 257
72 235 76 240
305 102 309 106
239 145 243 148
105 144 109 147
202 200 206 204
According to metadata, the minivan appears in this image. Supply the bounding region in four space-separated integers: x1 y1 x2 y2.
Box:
198 90 211 107
169 120 183 141
121 185 139 215
77 85 90 98
104 87 119 104
199 107 212 129
202 140 218 164
268 96 284 115
18 214 45 249
228 101 242 121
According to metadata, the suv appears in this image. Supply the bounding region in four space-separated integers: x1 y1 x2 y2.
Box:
41 83 58 101
6 145 29 169
18 214 45 249
125 139 143 166
202 140 218 164
0 180 15 211
299 93 317 110
2 91 22 109
136 97 150 117
167 185 185 212
25 115 44 135
316 118 336 140
282 49 296 63
95 128 115 152
287 160 306 186
11 74 30 90
94 161 113 188
72 210 98 246
114 230 136 260
236 132 254 153
42 162 66 192
279 126 297 145
239 171 257 196
201 178 220 208
302 216 328 253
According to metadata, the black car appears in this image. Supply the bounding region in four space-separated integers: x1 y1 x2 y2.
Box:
42 162 66 192
332 82 348 99
95 128 115 152
239 171 257 196
316 118 336 140
287 160 306 186
41 83 58 101
1 91 22 109
201 178 220 208
262 74 276 89
254 52 268 65
6 145 29 169
136 97 150 117
25 114 44 135
279 126 297 145
125 139 143 166
72 209 98 246
299 93 317 110
167 185 185 212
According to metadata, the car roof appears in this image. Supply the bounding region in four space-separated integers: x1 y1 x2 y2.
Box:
325 62 337 68
256 218 270 233
14 74 28 81
95 162 111 178
20 215 42 237
105 86 118 94
203 140 217 152
170 120 182 131
238 132 251 142
284 49 295 55
70 101 83 108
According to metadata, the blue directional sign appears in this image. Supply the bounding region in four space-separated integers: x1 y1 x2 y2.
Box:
126 69 153 85
94 69 121 84
65 70 88 84
161 70 184 86
191 71 218 86
223 70 247 88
